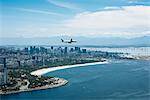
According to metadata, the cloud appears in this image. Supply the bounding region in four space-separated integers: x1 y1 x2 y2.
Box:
15 8 63 16
4 6 150 38
128 0 149 5
47 0 82 11
103 6 122 10
63 6 150 37
65 6 150 29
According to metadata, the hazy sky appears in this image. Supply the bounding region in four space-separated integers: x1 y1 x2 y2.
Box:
1 0 150 38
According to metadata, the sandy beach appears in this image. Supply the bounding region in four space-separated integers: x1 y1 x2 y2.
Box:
1 61 108 95
31 61 109 76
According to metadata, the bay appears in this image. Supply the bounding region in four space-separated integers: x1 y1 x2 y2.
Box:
1 60 150 100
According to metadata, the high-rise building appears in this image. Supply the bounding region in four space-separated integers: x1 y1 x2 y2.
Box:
75 47 78 51
35 47 40 54
75 47 81 53
0 72 3 85
51 46 54 50
33 46 36 53
17 60 21 67
64 47 68 54
2 58 8 85
4 58 7 84
24 47 29 53
30 46 33 54
82 49 87 53
70 48 74 52
42 57 45 66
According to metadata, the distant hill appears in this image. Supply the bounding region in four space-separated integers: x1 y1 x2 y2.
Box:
0 36 150 47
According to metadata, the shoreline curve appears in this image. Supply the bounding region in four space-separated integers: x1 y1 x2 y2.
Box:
0 78 68 95
31 61 109 76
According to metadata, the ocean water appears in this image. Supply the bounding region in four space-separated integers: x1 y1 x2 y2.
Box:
1 60 150 100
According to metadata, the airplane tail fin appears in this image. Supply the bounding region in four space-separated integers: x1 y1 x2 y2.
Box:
61 39 64 42
71 38 73 42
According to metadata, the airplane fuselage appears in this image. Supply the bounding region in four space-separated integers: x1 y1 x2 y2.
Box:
61 39 77 44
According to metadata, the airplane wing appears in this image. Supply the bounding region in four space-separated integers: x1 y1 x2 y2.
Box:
61 39 64 42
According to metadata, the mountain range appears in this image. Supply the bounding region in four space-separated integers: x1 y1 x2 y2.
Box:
0 36 150 47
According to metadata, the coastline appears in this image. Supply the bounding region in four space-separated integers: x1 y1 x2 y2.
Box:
1 61 108 95
31 61 109 76
0 78 68 95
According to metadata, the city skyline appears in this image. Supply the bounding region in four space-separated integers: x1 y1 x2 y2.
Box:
1 0 150 38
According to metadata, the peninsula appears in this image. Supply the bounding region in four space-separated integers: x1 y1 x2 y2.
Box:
0 46 126 95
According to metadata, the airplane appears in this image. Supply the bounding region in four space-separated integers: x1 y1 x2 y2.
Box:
61 38 77 44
